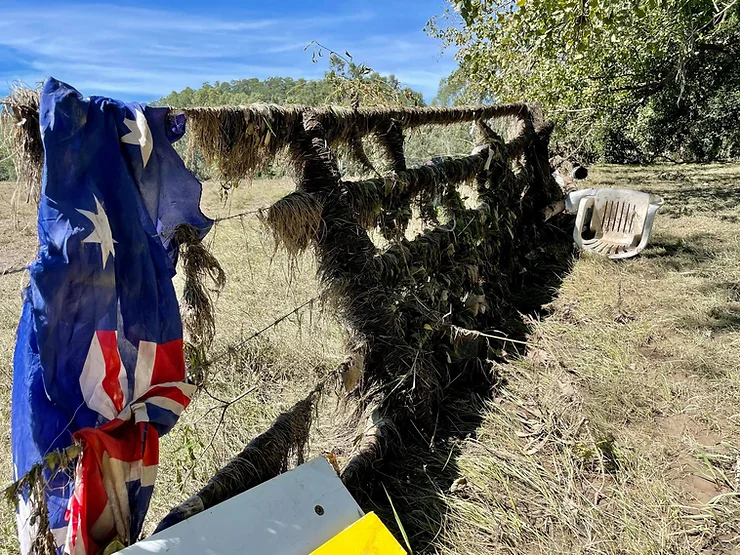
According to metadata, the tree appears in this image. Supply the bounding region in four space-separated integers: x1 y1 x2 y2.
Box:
428 0 740 162
157 53 425 110
432 73 470 107
310 44 425 107
155 60 431 179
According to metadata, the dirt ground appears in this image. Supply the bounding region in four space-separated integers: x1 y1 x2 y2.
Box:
1 163 739 553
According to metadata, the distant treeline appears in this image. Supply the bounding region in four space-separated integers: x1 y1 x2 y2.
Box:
156 56 426 109
155 58 478 180
158 76 355 107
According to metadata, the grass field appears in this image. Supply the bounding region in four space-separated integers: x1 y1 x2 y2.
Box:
1 163 739 554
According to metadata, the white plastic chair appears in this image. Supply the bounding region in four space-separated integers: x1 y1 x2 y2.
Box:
565 188 664 259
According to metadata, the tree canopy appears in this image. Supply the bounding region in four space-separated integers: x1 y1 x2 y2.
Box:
157 52 424 108
155 54 439 179
429 0 740 162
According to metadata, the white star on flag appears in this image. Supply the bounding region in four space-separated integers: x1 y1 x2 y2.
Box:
121 108 153 168
77 196 117 269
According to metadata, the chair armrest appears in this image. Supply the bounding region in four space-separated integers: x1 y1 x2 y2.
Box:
565 189 597 214
572 196 596 250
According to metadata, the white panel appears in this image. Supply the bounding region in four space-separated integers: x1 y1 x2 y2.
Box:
78 332 117 421
120 457 364 555
132 340 156 400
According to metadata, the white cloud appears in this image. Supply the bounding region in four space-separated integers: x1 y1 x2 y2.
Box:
0 3 454 101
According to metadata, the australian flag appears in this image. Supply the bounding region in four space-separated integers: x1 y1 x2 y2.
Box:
11 78 211 554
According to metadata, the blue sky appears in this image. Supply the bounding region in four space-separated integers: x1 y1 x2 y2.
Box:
0 0 457 103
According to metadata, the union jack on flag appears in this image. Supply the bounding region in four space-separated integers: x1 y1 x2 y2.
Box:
11 78 212 554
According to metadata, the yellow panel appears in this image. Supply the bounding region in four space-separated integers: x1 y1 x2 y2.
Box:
310 512 407 555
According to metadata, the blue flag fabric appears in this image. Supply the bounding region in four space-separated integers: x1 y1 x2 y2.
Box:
11 78 210 554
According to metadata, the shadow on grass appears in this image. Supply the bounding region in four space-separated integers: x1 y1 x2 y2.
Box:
698 281 740 302
678 305 740 335
641 233 719 272
353 216 577 552
655 184 740 215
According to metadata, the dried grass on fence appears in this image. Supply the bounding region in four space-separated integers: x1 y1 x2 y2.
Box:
2 94 570 552
1 88 43 209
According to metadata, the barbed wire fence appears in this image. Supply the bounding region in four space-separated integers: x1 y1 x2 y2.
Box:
1 98 572 552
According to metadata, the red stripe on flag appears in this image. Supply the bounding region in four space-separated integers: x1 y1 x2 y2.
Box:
142 427 160 467
151 338 186 384
138 385 192 407
71 422 162 552
96 331 125 414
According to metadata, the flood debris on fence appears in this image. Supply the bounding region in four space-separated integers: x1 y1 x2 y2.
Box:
2 94 572 549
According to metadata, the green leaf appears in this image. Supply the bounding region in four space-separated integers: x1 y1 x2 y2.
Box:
383 483 413 554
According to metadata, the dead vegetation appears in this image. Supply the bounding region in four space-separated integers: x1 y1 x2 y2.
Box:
138 100 565 536
375 164 740 554
0 88 41 202
0 143 739 552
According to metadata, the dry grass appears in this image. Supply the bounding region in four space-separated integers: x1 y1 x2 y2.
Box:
0 182 37 554
376 164 740 554
0 177 346 554
1 164 740 554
